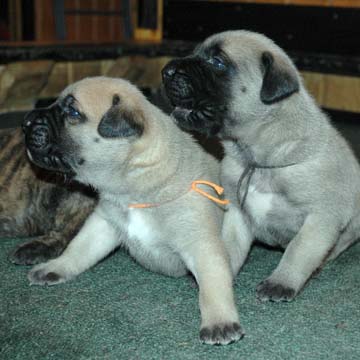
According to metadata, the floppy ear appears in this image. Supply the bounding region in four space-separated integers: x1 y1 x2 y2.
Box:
260 51 299 105
98 97 144 138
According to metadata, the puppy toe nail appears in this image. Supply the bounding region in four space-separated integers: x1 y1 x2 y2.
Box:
28 267 62 285
199 327 212 342
256 280 296 302
200 322 244 345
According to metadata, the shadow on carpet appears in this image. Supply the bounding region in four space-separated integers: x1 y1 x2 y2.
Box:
1 238 359 360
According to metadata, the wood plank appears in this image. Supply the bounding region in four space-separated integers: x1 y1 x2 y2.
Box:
96 0 111 42
34 0 56 41
112 0 123 41
134 0 163 42
301 71 360 112
208 0 360 7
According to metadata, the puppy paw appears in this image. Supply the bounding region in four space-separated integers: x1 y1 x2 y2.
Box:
171 108 194 130
256 279 296 302
172 107 191 122
200 322 244 345
28 261 71 286
10 240 61 265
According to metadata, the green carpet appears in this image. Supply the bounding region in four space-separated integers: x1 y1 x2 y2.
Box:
1 237 359 360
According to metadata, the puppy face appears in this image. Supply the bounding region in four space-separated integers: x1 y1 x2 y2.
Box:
162 42 236 136
162 30 300 138
23 77 146 185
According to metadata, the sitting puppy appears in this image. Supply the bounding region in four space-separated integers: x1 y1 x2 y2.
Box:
0 128 95 264
162 30 360 302
23 76 243 345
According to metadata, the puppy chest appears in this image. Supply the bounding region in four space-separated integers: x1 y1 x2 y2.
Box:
127 210 158 248
126 210 178 258
245 186 274 224
244 186 304 247
126 210 186 276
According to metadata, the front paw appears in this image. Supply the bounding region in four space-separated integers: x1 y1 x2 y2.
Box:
28 261 71 286
10 240 62 265
171 107 191 122
171 108 193 129
256 279 296 302
200 322 244 345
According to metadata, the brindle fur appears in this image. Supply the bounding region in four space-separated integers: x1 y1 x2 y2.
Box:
0 127 96 265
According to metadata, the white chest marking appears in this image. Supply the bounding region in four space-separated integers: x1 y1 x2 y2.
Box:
246 185 274 222
127 210 156 246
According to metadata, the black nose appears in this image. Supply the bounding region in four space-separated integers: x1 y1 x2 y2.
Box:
162 64 177 79
28 125 50 152
23 110 52 153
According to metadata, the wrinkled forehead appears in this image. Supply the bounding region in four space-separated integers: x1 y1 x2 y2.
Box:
195 37 243 70
195 38 225 57
199 32 266 63
60 78 140 104
204 30 284 62
59 78 144 117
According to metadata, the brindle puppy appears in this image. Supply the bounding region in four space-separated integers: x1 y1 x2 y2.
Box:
0 127 96 265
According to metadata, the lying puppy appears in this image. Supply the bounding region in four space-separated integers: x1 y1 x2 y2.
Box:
162 30 360 302
0 128 95 264
23 76 243 345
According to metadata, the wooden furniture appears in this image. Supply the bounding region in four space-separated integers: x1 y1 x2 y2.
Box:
0 0 163 44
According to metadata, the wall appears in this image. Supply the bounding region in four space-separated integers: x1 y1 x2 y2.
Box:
0 57 359 117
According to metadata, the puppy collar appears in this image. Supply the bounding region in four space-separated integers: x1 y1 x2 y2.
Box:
128 180 230 209
237 161 297 208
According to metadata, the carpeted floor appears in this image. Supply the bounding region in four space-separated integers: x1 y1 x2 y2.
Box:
1 238 359 360
1 108 360 359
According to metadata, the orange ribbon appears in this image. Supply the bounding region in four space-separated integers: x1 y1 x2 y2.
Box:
190 180 230 206
128 180 229 209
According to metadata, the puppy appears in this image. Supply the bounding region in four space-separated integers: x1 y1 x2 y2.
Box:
0 128 95 264
22 76 244 345
162 30 360 302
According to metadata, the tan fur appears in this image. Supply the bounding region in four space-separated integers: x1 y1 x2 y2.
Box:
25 77 244 345
216 31 360 301
167 30 360 302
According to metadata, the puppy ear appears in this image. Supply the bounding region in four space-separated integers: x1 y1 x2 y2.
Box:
98 98 144 138
260 51 299 104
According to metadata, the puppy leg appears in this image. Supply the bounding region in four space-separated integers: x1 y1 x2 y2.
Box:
10 232 69 265
10 192 94 265
222 205 254 275
181 238 244 345
28 209 120 285
257 214 340 301
328 214 360 261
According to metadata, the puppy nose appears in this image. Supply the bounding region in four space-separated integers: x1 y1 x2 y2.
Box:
23 111 51 152
28 125 50 151
162 64 177 79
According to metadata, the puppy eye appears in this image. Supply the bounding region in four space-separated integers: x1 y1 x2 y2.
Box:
66 106 81 119
207 56 226 70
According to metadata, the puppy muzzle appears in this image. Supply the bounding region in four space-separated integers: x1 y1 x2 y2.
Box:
23 107 73 173
162 59 198 109
23 115 51 153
